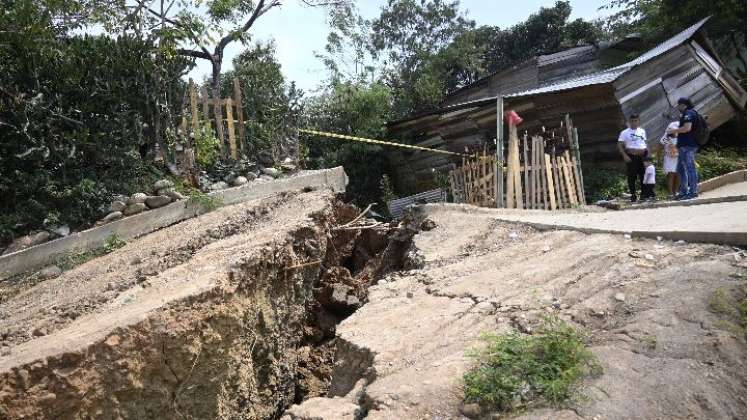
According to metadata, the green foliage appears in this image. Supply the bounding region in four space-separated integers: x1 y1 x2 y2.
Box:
708 287 747 336
194 123 222 168
463 315 600 412
187 190 222 212
476 1 602 75
303 82 393 210
54 232 126 271
582 166 628 202
696 147 747 181
222 41 303 160
603 0 747 79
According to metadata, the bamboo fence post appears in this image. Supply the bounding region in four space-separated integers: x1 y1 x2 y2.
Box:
188 79 199 145
233 78 245 152
573 127 586 204
560 155 577 206
495 96 504 208
544 153 557 210
213 95 225 154
552 153 566 208
225 98 237 159
523 134 530 208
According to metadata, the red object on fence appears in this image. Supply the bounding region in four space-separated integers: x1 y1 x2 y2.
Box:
504 110 523 126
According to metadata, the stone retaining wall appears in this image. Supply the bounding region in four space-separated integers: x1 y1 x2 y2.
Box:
0 168 347 280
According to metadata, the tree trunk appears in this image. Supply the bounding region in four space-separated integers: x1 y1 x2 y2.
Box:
211 59 226 151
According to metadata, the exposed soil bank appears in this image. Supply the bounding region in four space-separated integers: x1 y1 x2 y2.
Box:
0 191 415 419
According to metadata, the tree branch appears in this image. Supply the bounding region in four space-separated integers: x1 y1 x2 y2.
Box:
134 0 212 57
177 48 212 60
215 0 279 54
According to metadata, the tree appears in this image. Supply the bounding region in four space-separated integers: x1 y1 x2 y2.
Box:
118 0 348 144
603 0 747 76
369 0 475 115
222 41 303 161
476 1 601 74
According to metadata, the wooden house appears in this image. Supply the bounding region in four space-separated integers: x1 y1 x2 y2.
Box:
388 18 747 187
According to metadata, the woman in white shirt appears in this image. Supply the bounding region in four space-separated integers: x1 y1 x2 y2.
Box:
659 122 680 197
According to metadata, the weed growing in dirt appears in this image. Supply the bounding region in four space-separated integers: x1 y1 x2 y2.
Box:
463 315 600 413
640 334 657 350
187 191 222 212
708 287 747 336
55 233 126 271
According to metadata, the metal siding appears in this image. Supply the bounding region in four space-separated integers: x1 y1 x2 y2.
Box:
387 189 447 218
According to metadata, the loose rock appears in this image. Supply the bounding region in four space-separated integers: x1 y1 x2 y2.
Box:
51 225 70 237
153 179 174 190
38 265 62 280
245 172 258 181
210 182 229 191
261 167 281 178
164 190 185 201
110 201 126 212
232 176 248 186
127 193 148 205
123 203 147 216
614 292 626 302
102 212 124 223
460 403 482 419
145 195 172 209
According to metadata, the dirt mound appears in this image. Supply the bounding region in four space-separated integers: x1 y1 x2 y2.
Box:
286 206 747 419
0 191 413 419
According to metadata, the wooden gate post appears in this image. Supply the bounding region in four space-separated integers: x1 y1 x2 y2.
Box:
233 78 245 151
225 98 238 159
495 96 504 208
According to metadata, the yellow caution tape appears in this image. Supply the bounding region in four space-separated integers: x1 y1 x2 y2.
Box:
299 128 470 157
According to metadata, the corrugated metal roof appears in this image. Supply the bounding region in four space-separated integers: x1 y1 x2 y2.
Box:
504 67 627 98
387 189 447 218
504 17 710 99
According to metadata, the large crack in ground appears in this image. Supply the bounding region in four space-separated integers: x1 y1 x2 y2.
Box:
0 193 423 420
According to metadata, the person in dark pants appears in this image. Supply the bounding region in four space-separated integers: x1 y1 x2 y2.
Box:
667 97 699 199
617 113 648 202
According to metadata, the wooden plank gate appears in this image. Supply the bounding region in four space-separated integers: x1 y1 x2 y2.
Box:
448 114 586 210
182 78 246 160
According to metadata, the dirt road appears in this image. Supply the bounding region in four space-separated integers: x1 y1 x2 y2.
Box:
287 205 747 419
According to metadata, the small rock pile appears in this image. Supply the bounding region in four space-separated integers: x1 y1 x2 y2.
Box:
97 179 186 226
2 229 63 256
199 158 298 192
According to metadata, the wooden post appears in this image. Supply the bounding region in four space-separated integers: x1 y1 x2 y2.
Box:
573 127 586 204
225 98 237 159
233 78 245 152
495 96 504 208
544 153 557 210
188 79 199 145
213 96 225 154
523 134 530 208
551 153 565 208
509 123 523 209
560 155 577 206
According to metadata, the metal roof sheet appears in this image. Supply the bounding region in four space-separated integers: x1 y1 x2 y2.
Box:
504 17 710 99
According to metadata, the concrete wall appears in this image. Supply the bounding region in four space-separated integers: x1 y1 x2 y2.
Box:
0 168 348 280
698 169 747 193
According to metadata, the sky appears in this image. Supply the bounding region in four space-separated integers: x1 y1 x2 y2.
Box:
187 1 617 92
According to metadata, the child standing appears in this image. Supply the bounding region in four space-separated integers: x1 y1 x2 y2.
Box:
660 121 680 197
642 157 656 201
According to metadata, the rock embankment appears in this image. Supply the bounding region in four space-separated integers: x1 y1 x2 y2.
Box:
0 190 407 419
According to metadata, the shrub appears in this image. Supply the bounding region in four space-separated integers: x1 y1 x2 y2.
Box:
463 315 600 413
582 165 627 202
696 146 747 181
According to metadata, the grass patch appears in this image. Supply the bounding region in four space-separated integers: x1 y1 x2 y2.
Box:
639 334 657 350
463 315 601 413
186 190 222 213
54 233 126 271
708 287 747 336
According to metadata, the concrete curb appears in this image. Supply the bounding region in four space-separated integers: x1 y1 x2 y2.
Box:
491 219 747 246
606 194 747 211
0 167 348 280
698 169 747 193
420 203 747 246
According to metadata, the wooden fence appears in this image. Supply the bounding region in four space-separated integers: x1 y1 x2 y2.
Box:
449 114 586 210
182 78 246 159
448 152 499 207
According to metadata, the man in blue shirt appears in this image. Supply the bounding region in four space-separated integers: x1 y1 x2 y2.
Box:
666 97 699 199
